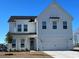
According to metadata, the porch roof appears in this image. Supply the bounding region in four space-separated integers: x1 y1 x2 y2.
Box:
8 32 36 35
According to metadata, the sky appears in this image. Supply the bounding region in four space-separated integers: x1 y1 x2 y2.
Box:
0 0 79 43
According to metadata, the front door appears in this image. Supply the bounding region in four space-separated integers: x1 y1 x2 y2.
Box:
30 38 35 50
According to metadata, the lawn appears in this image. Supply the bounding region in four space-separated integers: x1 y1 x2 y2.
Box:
0 51 52 58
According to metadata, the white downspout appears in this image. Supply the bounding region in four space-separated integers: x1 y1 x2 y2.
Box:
36 19 38 51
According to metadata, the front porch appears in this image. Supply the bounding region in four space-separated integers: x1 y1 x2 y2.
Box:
8 35 38 51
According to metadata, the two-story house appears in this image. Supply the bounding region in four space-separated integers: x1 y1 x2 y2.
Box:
7 1 73 51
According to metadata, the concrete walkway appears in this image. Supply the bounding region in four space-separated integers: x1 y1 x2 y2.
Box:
43 51 79 58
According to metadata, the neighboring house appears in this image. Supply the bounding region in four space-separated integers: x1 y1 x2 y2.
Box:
74 28 79 46
7 1 73 51
0 44 7 51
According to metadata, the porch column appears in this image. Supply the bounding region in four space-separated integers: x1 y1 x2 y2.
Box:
16 39 20 50
36 37 38 51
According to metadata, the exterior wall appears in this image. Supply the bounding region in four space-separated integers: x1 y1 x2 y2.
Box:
9 19 36 33
37 3 73 50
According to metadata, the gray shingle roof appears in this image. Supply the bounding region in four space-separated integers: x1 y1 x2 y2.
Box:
8 16 37 22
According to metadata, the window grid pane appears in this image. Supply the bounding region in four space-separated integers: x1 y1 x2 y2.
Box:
21 39 25 48
12 39 16 48
63 21 67 29
17 24 21 32
24 24 27 31
42 21 46 29
53 21 57 29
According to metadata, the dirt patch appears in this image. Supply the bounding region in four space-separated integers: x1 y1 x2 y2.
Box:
5 53 13 55
0 51 52 58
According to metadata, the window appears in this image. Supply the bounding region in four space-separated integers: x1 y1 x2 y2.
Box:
12 39 16 48
42 21 46 29
17 24 22 32
52 21 57 29
24 24 28 31
50 17 60 19
21 39 25 48
63 21 67 29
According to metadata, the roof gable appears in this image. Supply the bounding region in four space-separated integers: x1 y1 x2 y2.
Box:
37 1 73 20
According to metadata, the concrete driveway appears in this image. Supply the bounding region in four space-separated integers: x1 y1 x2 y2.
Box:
43 51 79 58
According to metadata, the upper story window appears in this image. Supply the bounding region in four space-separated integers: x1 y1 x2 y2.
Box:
17 24 22 32
63 21 67 29
42 21 46 29
21 39 25 48
12 39 16 48
24 24 28 32
52 21 57 29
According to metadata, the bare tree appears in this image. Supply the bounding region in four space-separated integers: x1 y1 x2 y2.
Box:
5 32 13 51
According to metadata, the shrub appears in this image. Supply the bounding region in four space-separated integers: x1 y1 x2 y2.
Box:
10 49 12 52
21 49 25 52
25 48 30 51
